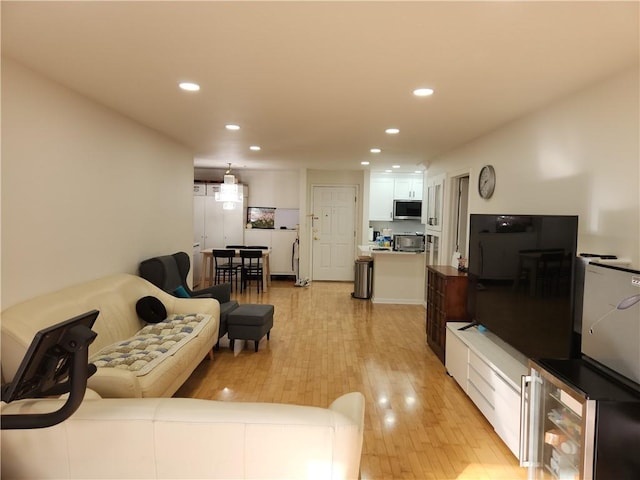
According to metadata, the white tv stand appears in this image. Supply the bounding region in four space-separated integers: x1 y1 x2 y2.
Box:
445 322 529 459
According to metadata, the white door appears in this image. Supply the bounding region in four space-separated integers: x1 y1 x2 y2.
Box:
193 195 206 285
204 195 223 248
194 195 205 247
222 204 244 246
311 186 356 281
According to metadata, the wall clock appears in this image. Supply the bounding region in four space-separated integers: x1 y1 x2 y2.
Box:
478 165 496 199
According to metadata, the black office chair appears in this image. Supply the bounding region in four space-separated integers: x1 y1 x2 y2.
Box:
240 249 264 293
213 249 240 291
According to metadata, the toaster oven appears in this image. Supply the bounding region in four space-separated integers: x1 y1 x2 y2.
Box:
393 234 425 252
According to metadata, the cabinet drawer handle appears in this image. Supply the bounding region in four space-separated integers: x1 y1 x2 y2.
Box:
519 374 532 467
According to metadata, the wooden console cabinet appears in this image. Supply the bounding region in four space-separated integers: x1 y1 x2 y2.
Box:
426 265 468 363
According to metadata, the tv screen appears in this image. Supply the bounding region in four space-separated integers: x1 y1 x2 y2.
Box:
467 214 579 360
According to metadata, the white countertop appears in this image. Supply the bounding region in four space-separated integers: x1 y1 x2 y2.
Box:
358 245 425 257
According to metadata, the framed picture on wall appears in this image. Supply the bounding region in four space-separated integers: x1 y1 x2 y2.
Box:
247 207 276 229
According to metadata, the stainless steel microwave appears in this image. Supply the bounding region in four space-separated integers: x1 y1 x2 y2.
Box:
393 200 422 220
393 234 425 252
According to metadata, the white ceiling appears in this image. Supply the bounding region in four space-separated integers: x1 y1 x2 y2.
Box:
2 1 638 173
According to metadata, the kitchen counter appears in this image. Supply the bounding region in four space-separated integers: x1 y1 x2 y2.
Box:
357 245 426 305
357 244 376 256
358 245 423 256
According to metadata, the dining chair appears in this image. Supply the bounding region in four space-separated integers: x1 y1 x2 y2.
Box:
245 245 269 269
240 249 264 293
212 249 240 291
226 245 246 268
538 251 565 296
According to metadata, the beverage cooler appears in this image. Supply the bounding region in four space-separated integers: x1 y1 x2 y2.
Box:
520 358 640 479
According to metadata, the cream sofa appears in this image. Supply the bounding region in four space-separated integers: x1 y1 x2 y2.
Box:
1 273 219 398
1 392 365 479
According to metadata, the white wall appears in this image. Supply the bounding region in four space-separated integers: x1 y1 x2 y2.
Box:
1 59 195 309
428 67 639 268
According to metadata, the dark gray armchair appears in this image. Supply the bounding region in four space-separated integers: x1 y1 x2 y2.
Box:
138 252 239 346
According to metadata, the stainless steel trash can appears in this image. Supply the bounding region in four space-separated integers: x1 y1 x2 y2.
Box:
352 258 373 299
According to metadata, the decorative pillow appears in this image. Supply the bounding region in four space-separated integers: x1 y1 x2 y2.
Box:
173 285 191 298
135 296 167 323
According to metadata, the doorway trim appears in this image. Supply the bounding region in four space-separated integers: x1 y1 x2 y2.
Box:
310 184 359 281
445 170 471 267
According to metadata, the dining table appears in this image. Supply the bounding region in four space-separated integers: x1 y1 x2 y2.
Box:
200 248 272 292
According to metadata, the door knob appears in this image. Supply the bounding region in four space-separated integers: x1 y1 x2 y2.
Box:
314 237 320 240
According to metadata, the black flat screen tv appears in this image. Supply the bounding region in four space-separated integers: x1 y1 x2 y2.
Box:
467 214 579 360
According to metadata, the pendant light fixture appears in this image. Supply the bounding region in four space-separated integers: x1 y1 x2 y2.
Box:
216 163 242 209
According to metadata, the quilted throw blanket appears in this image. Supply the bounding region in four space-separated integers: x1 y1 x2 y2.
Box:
90 313 211 376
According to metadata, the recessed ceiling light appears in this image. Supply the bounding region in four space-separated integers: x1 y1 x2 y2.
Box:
415 170 422 174
361 161 370 165
385 128 400 134
392 165 401 169
179 82 200 91
385 169 392 173
249 145 261 151
370 148 381 153
413 87 434 97
225 124 240 131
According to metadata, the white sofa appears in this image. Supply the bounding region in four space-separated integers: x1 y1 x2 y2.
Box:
1 392 365 479
1 273 220 398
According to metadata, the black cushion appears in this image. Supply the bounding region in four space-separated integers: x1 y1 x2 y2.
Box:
135 296 167 323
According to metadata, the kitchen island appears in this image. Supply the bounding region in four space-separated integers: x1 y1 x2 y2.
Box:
359 246 426 305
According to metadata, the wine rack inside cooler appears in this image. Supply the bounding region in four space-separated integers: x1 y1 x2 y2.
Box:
539 382 583 479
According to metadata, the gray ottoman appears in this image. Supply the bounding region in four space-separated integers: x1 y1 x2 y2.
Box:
227 304 274 352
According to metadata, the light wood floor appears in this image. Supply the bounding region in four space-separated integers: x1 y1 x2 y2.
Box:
176 280 527 480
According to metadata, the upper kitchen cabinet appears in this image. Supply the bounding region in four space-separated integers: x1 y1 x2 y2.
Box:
394 174 423 200
369 174 394 221
424 174 445 231
194 183 247 250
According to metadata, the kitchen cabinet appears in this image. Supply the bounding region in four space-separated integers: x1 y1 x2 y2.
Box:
426 265 468 364
424 233 442 266
424 173 445 231
244 229 272 249
270 230 298 275
394 174 423 200
244 229 298 276
370 251 426 304
369 175 394 221
194 182 247 250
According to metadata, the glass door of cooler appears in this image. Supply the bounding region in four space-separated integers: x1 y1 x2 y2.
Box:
524 363 596 480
